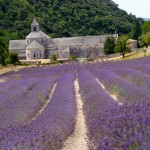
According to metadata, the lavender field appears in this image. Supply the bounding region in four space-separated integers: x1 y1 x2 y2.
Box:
0 56 150 150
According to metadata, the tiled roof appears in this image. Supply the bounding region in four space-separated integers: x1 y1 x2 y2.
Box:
47 35 111 47
26 40 45 50
26 31 50 39
9 40 26 50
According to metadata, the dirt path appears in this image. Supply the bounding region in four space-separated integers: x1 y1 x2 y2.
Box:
62 78 89 150
28 83 57 123
96 78 122 105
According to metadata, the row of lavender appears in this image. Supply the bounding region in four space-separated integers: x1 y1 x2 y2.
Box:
0 65 65 81
0 65 77 149
86 62 150 103
0 65 69 128
1 55 150 149
77 65 118 149
78 56 150 149
97 55 150 77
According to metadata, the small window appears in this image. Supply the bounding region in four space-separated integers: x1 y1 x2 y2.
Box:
34 54 36 58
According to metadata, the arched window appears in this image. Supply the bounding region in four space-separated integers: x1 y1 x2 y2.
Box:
33 27 36 31
27 40 30 44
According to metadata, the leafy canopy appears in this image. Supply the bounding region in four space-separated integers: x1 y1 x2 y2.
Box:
138 21 150 47
142 21 150 34
104 36 116 55
8 52 19 65
0 0 144 63
115 35 131 58
0 0 143 39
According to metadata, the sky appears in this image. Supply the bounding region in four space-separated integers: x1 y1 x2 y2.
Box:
113 0 150 18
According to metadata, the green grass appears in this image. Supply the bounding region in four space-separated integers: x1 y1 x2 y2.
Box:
119 49 150 61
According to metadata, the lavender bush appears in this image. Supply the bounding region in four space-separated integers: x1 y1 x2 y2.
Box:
77 64 118 148
77 64 117 117
0 56 150 149
90 101 150 150
109 67 150 89
86 65 150 103
0 65 70 128
132 64 150 76
0 77 55 128
0 67 77 150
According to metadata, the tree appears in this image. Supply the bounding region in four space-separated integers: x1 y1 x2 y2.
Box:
0 47 7 66
138 33 150 48
8 52 19 66
143 33 150 46
142 21 150 34
104 36 116 55
0 38 7 65
0 0 144 43
115 35 131 58
131 20 142 40
138 35 148 48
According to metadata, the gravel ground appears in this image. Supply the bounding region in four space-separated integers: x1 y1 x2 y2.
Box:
62 79 89 150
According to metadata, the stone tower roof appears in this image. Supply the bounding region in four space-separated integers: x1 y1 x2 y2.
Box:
26 40 45 50
31 19 39 26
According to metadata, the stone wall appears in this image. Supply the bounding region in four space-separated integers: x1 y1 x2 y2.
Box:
46 34 117 58
26 49 45 60
70 43 104 58
128 39 137 50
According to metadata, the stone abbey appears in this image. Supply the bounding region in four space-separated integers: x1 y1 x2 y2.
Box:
9 19 118 60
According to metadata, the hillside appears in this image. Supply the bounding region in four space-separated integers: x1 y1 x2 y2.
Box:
0 0 144 49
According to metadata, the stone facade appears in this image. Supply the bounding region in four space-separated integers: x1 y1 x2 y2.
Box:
128 39 138 50
9 19 118 60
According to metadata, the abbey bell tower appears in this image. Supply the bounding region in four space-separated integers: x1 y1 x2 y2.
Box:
31 19 40 32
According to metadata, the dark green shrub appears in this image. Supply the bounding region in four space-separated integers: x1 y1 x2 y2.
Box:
104 36 116 55
8 52 19 66
50 54 57 61
59 60 63 64
70 54 77 60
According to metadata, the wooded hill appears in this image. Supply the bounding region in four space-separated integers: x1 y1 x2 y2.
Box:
0 0 144 50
